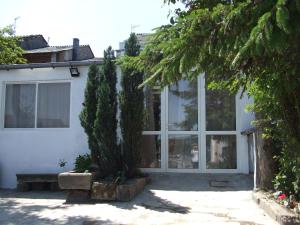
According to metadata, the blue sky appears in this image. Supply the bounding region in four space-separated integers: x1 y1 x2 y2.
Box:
0 0 181 57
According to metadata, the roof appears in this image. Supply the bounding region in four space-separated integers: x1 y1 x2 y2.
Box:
0 58 103 71
23 46 73 54
18 35 49 50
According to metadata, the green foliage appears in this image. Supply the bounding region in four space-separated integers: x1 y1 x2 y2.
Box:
80 64 100 165
94 46 120 177
274 139 300 200
0 25 25 64
119 33 144 178
80 47 119 177
118 0 300 194
74 154 91 173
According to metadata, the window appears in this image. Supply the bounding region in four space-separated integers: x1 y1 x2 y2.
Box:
206 135 237 169
206 89 236 131
168 135 198 169
37 83 70 128
5 84 36 128
205 86 237 169
168 79 198 131
4 82 71 128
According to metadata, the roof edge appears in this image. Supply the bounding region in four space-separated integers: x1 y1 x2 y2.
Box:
0 59 103 71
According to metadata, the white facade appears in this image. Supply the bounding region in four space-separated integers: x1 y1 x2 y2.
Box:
0 66 89 188
0 66 254 189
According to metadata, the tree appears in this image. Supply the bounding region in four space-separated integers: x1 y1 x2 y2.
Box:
79 64 100 167
119 33 144 178
119 0 300 196
0 25 25 64
94 47 120 177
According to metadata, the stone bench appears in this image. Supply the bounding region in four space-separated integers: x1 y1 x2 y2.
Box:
16 173 59 191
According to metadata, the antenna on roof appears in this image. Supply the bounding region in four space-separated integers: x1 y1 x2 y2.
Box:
47 37 50 45
13 17 20 35
130 24 140 33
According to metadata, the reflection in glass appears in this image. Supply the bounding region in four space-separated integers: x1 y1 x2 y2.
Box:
144 86 161 131
168 80 198 131
206 135 237 169
5 84 36 128
140 135 161 168
168 135 198 169
206 88 236 131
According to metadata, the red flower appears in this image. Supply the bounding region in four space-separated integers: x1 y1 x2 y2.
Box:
278 194 286 200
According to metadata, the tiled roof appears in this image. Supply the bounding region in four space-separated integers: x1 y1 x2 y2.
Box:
18 35 49 50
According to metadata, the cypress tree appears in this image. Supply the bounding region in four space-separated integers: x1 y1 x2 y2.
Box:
94 47 120 177
79 64 100 166
120 33 144 178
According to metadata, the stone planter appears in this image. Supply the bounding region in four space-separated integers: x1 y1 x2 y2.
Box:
58 171 94 203
91 176 150 202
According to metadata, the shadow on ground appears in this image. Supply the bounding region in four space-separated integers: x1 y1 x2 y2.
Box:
0 174 255 225
0 198 121 225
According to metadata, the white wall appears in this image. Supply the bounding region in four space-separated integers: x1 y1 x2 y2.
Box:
236 92 255 174
0 66 89 188
0 67 255 188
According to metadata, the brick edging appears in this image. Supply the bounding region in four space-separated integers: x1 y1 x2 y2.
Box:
252 191 300 225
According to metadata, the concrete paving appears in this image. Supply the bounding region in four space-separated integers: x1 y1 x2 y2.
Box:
0 173 278 225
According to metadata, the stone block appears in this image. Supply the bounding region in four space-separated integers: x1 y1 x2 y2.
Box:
135 178 146 193
58 172 93 190
91 182 117 201
116 183 137 201
66 190 90 203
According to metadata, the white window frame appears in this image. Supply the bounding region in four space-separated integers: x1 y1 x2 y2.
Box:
141 74 241 173
2 80 72 130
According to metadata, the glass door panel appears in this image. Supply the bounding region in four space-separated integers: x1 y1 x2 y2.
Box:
140 135 161 168
144 86 161 131
141 86 162 169
168 135 198 169
168 80 198 131
167 79 199 170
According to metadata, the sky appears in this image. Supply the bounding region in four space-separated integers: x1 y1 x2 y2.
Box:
0 0 182 57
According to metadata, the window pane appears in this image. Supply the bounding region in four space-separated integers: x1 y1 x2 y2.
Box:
206 135 237 169
206 89 236 131
37 83 70 128
168 135 198 169
5 84 36 128
144 86 161 131
168 80 198 131
140 135 161 168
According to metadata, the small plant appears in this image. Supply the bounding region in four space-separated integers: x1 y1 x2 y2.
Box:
58 159 67 168
74 154 91 173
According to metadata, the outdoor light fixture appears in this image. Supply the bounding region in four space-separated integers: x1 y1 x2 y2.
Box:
69 66 80 77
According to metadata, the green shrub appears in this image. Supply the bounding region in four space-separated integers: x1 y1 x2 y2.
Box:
273 139 300 201
74 154 91 173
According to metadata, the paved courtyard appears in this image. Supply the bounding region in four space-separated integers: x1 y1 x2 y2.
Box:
0 174 277 225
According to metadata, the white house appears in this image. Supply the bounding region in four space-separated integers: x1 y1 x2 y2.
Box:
0 35 254 189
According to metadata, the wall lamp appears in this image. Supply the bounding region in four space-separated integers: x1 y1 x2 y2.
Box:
69 66 80 77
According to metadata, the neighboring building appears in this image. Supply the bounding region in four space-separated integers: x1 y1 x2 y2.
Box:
0 34 254 189
116 33 149 56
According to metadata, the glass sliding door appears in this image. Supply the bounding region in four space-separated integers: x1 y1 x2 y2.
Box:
205 87 238 171
167 79 199 170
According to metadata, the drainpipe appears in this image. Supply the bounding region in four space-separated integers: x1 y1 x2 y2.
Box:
253 132 258 191
72 38 79 61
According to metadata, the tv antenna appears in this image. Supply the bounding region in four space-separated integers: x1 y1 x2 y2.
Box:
130 24 140 33
13 17 20 35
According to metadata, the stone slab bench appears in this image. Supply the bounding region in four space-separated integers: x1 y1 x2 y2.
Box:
16 173 59 191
